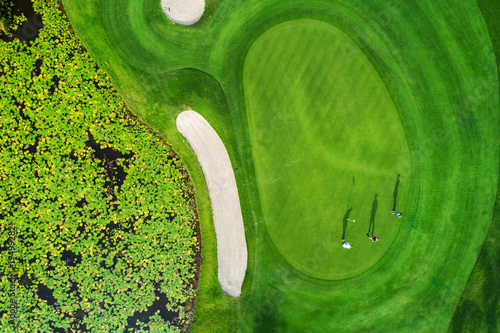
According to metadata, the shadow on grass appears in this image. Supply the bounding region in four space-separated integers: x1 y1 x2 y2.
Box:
258 312 287 333
367 194 378 237
393 174 400 210
244 292 287 333
342 207 353 240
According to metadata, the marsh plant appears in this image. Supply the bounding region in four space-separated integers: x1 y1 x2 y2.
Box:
0 0 200 331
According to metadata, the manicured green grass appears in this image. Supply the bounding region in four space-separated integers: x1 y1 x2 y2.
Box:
62 0 498 331
447 1 500 331
244 19 410 280
448 188 500 332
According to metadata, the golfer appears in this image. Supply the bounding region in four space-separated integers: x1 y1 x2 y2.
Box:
366 234 380 242
391 210 403 218
342 239 353 249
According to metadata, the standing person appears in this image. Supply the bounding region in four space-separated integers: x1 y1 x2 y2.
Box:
341 239 353 249
391 210 403 218
366 234 379 242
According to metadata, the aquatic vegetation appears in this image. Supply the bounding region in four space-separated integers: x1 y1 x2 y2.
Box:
0 0 199 331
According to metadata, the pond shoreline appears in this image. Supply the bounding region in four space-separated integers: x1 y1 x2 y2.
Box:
1 0 203 330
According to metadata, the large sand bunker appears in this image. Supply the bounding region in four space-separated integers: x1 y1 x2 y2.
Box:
176 111 247 297
161 0 205 25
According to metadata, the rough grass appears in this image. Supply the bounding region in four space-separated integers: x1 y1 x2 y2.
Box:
62 0 498 332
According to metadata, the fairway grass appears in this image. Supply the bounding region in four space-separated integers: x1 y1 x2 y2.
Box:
244 19 410 280
63 0 499 331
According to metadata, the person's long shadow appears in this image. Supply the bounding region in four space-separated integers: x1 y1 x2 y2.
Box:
393 174 400 210
342 207 353 240
367 194 378 237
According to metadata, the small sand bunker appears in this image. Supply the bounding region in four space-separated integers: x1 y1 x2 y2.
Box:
161 0 205 25
176 111 247 297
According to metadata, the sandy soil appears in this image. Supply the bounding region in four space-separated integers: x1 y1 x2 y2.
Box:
161 0 205 25
176 111 247 297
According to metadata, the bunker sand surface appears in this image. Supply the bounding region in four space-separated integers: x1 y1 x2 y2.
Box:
176 111 247 297
161 0 204 25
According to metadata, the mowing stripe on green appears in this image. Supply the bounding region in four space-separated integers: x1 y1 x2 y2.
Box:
244 19 410 280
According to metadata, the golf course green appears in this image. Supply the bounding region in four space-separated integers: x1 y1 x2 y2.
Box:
244 19 410 280
62 0 499 331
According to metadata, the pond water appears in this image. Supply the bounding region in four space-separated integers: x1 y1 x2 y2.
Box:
0 0 43 43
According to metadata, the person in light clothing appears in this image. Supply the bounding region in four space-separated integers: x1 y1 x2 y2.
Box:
341 239 353 249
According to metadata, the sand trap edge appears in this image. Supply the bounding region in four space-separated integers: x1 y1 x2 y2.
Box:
176 110 247 297
161 0 205 25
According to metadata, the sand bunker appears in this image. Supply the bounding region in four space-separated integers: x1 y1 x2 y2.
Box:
161 0 205 25
176 111 247 297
